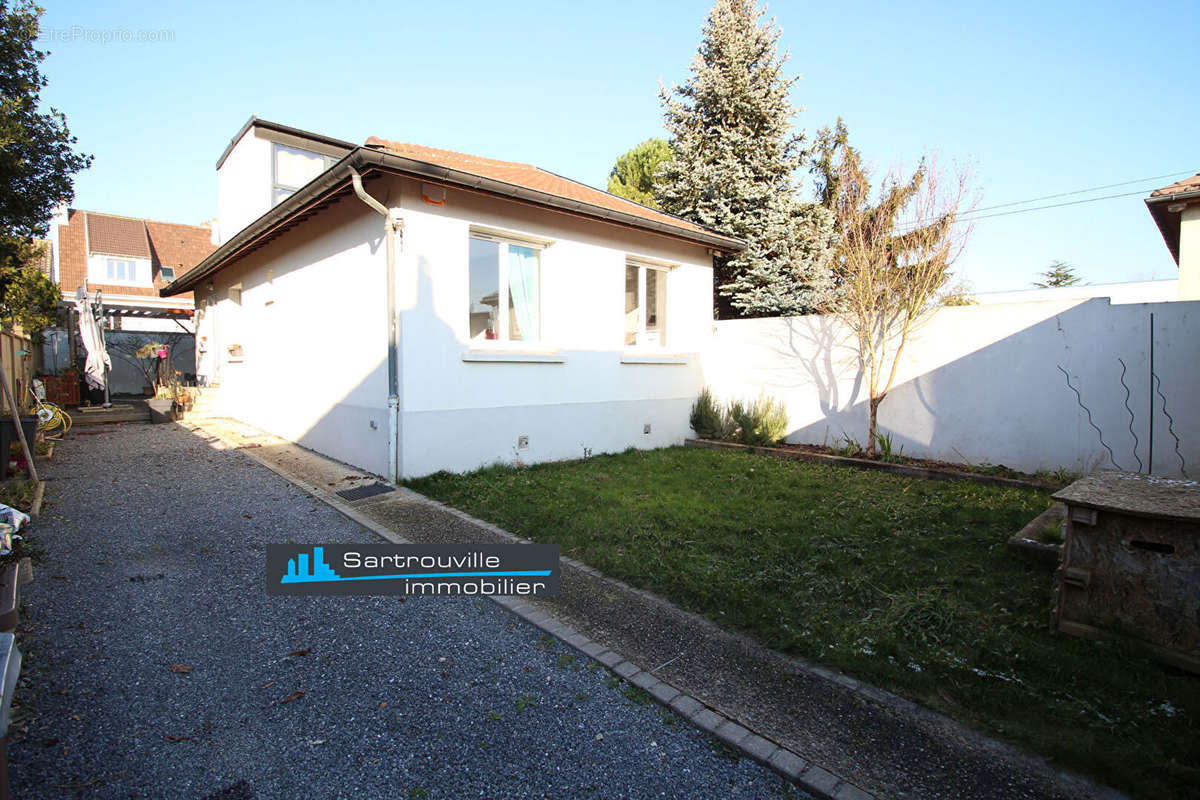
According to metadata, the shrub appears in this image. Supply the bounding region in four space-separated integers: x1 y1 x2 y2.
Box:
689 387 733 440
728 393 789 446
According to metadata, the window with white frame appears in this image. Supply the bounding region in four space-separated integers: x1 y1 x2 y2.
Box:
624 260 669 347
88 255 153 287
272 144 339 206
468 234 542 343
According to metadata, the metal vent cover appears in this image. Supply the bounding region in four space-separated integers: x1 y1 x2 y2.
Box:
335 482 396 502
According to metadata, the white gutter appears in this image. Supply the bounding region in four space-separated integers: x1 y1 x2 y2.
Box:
349 167 403 484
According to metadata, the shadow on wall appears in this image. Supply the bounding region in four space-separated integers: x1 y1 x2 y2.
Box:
707 299 1199 478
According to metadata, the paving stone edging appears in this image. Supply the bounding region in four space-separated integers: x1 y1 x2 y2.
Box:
685 438 1062 492
179 421 875 800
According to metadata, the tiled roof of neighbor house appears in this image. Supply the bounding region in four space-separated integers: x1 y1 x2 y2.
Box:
365 137 716 238
1150 174 1200 197
145 220 218 274
31 239 52 277
85 212 152 258
59 209 212 300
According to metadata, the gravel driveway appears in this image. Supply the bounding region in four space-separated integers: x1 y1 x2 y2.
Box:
10 423 801 799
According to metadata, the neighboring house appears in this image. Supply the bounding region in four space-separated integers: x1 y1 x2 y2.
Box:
165 117 742 480
43 208 215 391
1146 173 1200 300
47 207 212 328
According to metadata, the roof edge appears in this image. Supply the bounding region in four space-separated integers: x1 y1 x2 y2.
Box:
167 147 744 296
1145 188 1200 205
215 116 357 170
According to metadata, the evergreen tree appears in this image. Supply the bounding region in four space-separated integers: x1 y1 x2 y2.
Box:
1033 261 1082 288
656 0 835 318
0 1 91 272
0 0 90 336
607 138 672 208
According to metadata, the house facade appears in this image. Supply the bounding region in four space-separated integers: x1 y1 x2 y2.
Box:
43 208 214 392
48 206 210 328
167 118 741 480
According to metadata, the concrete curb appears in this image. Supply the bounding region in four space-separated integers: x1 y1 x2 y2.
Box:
684 438 1062 492
181 420 876 800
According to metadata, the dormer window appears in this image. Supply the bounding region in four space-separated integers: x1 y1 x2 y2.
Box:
272 144 338 206
87 255 153 287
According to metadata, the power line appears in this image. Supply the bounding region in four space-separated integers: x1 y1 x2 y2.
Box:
967 170 1194 215
897 169 1195 232
957 188 1156 223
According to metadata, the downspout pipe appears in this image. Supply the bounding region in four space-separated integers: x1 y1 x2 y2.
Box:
349 167 402 483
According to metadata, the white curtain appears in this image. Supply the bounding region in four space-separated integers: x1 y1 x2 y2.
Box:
507 245 539 341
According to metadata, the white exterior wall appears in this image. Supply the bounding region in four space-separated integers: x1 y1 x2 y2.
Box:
705 299 1200 477
193 195 392 474
216 132 273 245
1180 205 1200 301
392 176 714 477
197 173 714 479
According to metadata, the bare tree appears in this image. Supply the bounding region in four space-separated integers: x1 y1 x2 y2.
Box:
814 120 974 457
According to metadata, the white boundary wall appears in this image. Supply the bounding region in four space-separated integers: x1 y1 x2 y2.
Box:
705 299 1200 478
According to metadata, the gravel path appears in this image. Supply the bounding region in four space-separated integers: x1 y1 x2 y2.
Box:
10 423 803 800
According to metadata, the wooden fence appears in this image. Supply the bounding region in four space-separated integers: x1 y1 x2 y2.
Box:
0 330 35 415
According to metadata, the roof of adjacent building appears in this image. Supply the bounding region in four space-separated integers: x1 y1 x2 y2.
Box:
1149 173 1200 197
58 210 214 301
85 212 151 258
365 136 716 239
31 239 52 277
1145 172 1200 265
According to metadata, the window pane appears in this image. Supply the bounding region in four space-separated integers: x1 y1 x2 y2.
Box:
507 245 539 342
274 145 326 190
469 238 499 340
126 261 137 283
624 265 639 346
645 268 666 346
160 266 176 281
273 187 294 206
107 260 117 280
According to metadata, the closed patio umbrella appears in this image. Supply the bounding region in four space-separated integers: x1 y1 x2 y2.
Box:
75 288 111 406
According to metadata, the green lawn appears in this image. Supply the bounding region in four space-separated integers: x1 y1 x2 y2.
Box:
408 447 1199 799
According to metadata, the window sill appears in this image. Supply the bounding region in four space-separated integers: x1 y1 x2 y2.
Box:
462 350 565 364
620 352 689 365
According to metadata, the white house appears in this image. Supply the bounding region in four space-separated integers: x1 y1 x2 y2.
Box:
1146 172 1200 300
165 118 742 480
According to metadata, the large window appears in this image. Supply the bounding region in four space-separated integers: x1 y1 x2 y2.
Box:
469 235 541 343
272 144 338 206
624 260 668 347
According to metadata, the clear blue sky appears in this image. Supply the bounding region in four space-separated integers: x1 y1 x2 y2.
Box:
35 0 1199 292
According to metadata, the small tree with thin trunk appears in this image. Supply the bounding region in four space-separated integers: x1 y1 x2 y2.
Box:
813 119 973 457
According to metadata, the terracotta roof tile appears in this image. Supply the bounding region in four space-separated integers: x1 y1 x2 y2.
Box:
365 137 716 238
1150 173 1200 197
146 220 216 275
85 212 151 258
31 239 52 277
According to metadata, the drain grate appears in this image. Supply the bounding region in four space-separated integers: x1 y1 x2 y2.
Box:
335 482 396 502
